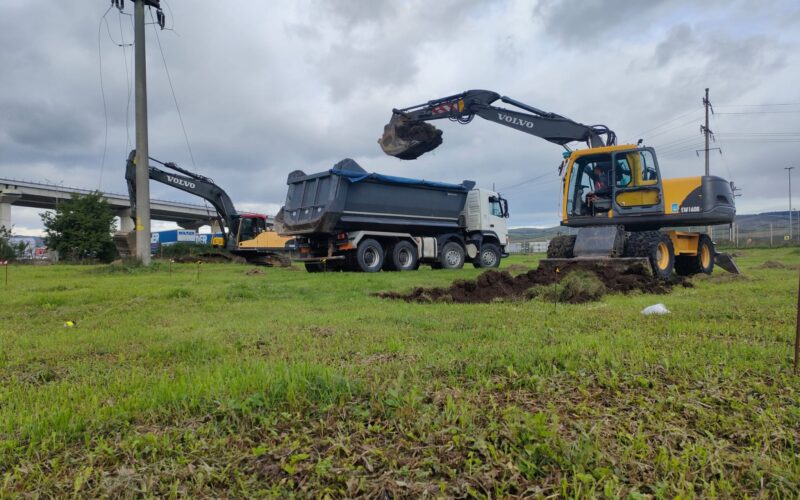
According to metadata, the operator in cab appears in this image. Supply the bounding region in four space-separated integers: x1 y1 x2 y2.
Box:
586 163 612 211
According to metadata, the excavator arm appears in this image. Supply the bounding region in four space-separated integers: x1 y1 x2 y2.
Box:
379 89 616 160
125 150 238 248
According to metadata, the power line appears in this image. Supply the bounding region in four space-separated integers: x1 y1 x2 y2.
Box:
149 8 197 170
498 171 557 192
97 6 111 191
120 10 134 154
716 110 800 115
716 102 800 107
625 107 703 144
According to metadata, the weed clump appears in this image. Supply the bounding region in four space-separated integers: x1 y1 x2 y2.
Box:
91 259 164 274
536 271 606 304
165 287 192 299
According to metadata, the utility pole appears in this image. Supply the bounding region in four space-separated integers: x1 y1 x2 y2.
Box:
700 88 717 236
787 167 795 241
700 88 713 176
133 0 152 265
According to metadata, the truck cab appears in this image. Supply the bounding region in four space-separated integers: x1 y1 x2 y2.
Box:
464 188 509 265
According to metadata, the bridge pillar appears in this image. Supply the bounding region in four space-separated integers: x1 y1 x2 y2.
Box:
116 209 135 232
0 189 22 230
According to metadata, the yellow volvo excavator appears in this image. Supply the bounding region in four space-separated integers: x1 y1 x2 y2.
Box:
123 150 294 265
379 90 738 278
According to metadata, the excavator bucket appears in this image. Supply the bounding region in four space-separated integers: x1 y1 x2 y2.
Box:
378 113 443 160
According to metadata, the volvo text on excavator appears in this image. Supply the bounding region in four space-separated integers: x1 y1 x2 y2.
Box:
123 150 294 266
379 89 739 278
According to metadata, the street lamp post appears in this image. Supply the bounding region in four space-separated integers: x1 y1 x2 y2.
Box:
787 167 795 241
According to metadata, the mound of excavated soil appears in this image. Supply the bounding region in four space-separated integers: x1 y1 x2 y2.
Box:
376 260 690 304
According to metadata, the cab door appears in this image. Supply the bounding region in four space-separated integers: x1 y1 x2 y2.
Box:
487 194 509 244
611 148 664 216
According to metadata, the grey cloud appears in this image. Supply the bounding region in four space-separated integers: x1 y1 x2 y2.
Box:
533 0 670 46
0 100 98 152
0 0 798 232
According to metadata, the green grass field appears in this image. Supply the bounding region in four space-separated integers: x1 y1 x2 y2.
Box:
1 248 799 497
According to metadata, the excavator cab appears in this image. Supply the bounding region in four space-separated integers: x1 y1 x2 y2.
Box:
563 146 665 225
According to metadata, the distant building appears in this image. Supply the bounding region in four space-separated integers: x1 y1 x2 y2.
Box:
9 235 49 259
508 240 550 254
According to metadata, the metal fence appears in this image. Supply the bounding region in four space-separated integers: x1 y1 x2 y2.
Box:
508 213 800 254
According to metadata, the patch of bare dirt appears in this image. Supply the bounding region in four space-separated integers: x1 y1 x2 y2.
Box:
377 260 690 304
245 268 264 276
756 260 797 270
504 264 531 274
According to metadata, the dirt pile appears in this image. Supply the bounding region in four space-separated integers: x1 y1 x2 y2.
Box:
377 260 690 304
756 260 797 270
172 253 246 264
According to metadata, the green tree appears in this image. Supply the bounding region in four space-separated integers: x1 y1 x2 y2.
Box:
40 192 118 262
0 225 28 261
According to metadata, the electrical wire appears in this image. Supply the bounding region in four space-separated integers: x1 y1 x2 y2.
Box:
149 8 197 169
120 10 134 154
715 110 800 115
623 107 703 144
497 171 557 192
148 8 212 220
97 6 112 190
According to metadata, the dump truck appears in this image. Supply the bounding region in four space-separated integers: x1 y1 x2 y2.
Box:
379 89 739 278
274 159 509 272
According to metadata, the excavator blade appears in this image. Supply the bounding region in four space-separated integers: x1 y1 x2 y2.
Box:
714 252 741 274
378 113 443 160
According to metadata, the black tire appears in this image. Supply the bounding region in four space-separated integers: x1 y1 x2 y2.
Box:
382 243 397 271
439 241 465 270
473 243 501 268
675 234 715 276
391 240 418 271
355 238 384 272
304 262 324 273
625 231 673 279
547 235 576 258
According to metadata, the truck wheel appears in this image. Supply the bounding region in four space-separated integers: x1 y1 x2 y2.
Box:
675 234 715 276
474 243 501 268
304 262 324 273
439 241 465 270
356 239 384 272
391 240 418 271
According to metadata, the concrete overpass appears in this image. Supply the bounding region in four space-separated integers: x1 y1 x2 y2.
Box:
0 178 219 231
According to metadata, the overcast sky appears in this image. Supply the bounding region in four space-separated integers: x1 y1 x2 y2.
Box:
1 0 799 234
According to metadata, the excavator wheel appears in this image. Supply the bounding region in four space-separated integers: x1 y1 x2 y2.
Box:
675 234 715 276
546 235 576 259
625 231 674 280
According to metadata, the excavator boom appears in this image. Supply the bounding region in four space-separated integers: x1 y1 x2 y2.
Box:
125 150 237 247
380 89 616 159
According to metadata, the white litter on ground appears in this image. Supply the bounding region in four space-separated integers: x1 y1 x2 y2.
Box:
641 303 670 315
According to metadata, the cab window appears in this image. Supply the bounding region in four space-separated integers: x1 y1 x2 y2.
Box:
490 198 503 217
616 158 632 187
614 150 659 187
